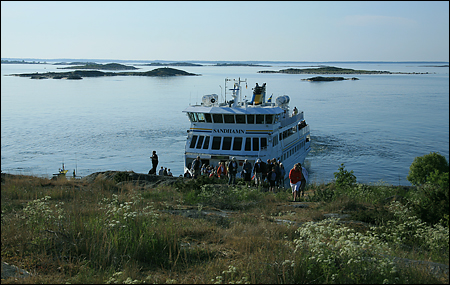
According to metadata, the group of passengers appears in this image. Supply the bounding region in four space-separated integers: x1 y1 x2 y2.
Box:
158 166 173 177
186 156 308 199
187 156 287 190
253 158 286 192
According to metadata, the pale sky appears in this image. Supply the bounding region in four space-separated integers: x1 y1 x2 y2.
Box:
1 1 449 62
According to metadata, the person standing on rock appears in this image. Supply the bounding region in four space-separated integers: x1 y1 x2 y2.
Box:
149 150 158 174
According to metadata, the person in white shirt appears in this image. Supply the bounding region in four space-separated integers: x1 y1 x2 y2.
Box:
300 164 308 196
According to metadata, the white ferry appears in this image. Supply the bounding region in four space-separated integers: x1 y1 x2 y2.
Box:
183 78 310 186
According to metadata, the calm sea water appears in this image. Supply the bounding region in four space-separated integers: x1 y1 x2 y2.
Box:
1 62 449 185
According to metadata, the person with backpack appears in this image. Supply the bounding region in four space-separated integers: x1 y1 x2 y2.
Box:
268 167 277 193
217 162 226 179
274 161 281 188
289 163 303 201
191 156 201 179
278 163 286 188
253 158 264 187
227 157 238 185
242 159 252 186
299 163 309 197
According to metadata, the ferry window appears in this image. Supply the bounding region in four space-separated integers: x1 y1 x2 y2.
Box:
274 114 280 123
256 114 264 124
213 114 223 123
222 137 232 150
190 135 198 148
233 137 243 150
197 113 205 122
236 114 246 124
224 114 235 124
252 137 259 151
279 133 282 141
266 114 273 124
204 113 212 123
196 136 204 149
245 138 251 151
212 137 221 150
203 136 210 149
188 113 197 122
247 114 254 124
261 137 267 149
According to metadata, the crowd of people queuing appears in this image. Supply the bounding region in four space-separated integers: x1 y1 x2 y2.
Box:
186 156 297 191
150 150 308 199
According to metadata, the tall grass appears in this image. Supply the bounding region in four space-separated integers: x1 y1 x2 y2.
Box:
1 173 448 284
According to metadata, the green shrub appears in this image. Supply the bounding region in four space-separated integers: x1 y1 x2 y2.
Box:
407 152 449 186
174 175 225 193
308 184 336 202
408 183 449 227
333 163 357 190
374 201 449 262
427 169 449 189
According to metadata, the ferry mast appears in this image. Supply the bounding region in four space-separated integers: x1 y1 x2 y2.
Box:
224 77 247 106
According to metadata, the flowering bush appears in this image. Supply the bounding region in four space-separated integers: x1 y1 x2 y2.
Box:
211 265 250 284
22 195 65 233
98 193 159 229
294 218 397 283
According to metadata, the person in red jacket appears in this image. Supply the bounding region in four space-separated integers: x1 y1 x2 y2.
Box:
289 163 303 201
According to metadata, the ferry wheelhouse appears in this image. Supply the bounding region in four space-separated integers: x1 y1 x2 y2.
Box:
183 78 310 185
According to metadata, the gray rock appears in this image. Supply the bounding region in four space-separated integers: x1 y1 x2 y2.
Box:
81 171 189 188
1 261 32 280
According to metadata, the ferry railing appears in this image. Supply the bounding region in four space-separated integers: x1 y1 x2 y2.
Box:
298 125 310 137
280 112 304 128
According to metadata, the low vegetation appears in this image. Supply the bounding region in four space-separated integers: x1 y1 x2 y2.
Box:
1 153 448 283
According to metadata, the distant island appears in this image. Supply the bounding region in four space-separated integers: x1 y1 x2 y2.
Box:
302 76 359 82
258 66 431 74
7 67 199 80
57 63 138 70
214 63 271 67
422 64 449 67
1 59 47 64
139 62 202 67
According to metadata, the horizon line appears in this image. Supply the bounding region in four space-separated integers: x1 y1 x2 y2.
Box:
1 58 449 64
